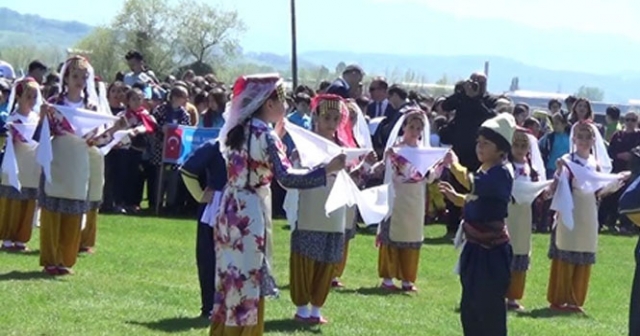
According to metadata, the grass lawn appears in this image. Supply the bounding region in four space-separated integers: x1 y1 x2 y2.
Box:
0 214 634 335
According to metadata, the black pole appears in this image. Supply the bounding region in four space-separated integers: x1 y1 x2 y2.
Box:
290 0 298 88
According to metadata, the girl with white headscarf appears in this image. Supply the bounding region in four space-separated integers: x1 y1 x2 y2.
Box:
210 74 345 336
331 99 376 288
37 56 124 276
376 107 445 292
546 121 626 313
0 77 41 251
504 127 549 311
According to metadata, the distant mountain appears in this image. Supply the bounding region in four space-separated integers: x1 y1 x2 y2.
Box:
295 51 640 103
0 7 92 48
1 7 639 103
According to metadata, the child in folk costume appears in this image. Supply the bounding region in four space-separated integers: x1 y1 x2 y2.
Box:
0 77 41 251
439 113 516 336
79 87 156 254
180 140 227 319
80 80 120 254
289 94 373 324
547 121 626 313
331 99 376 288
505 128 547 311
211 74 345 336
621 146 640 336
377 107 445 292
38 56 124 275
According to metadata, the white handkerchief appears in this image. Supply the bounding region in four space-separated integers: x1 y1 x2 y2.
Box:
512 180 553 205
395 147 448 177
283 189 299 231
325 170 390 226
35 117 53 182
200 191 223 227
285 121 369 168
325 170 358 215
550 159 622 231
1 132 20 191
9 122 38 146
565 160 621 193
356 183 390 226
550 169 574 230
99 130 130 156
54 105 119 137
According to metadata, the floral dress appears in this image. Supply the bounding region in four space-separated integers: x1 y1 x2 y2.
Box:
212 118 326 327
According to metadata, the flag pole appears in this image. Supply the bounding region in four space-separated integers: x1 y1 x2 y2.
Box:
290 0 298 88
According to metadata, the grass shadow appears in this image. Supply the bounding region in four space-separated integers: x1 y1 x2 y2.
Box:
0 249 40 256
515 307 587 319
279 284 290 290
264 319 321 334
598 230 638 237
333 286 411 297
0 270 57 281
423 235 453 245
126 316 210 333
356 225 378 236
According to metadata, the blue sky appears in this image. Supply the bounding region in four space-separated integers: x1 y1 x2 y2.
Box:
3 0 640 73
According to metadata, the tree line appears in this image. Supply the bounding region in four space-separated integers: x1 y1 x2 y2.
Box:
0 0 607 101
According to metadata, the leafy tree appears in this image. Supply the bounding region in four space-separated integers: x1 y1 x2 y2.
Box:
174 0 245 67
75 27 124 80
0 45 64 75
575 85 605 101
104 0 244 78
112 0 178 76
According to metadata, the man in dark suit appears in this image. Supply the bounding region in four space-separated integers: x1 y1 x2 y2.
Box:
372 84 408 157
326 64 364 99
439 72 497 171
366 77 395 119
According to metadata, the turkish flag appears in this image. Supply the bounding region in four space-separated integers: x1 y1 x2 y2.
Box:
163 125 183 163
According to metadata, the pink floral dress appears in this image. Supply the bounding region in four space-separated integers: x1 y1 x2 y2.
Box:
212 119 326 327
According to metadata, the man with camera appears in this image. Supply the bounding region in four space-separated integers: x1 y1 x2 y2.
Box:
438 73 498 236
439 72 498 171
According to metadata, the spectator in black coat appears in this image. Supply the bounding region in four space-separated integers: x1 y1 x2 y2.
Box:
372 84 409 157
326 64 364 99
439 72 498 171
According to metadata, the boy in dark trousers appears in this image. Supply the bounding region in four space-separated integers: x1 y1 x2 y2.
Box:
180 140 227 318
621 146 640 336
440 113 516 336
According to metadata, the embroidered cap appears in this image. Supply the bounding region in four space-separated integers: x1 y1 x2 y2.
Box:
311 94 357 148
217 73 284 152
479 113 516 151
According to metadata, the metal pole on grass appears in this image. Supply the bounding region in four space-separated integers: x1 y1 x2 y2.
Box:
290 0 298 88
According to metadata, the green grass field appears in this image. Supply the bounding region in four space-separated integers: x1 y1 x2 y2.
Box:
0 214 634 335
